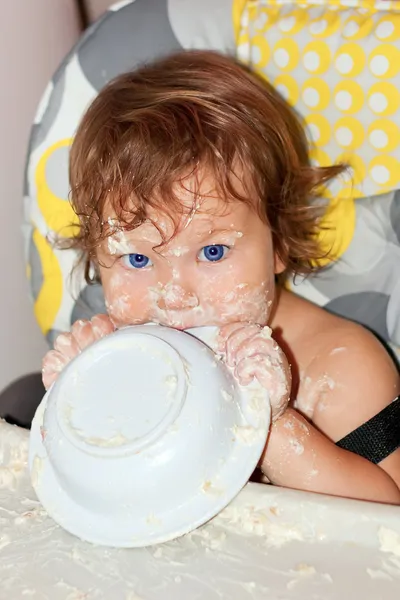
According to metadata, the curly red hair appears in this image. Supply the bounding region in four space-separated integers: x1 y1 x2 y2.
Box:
68 50 344 281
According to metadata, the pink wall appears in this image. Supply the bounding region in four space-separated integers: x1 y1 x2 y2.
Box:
0 0 81 389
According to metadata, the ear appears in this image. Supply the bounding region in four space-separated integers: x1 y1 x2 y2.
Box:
274 252 286 275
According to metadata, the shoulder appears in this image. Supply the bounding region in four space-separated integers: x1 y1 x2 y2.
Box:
277 291 400 484
303 316 399 440
273 289 399 438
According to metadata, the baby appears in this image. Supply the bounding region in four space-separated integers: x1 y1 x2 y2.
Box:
43 51 400 504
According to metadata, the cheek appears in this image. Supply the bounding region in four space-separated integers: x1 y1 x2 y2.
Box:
221 281 274 324
198 259 275 325
101 268 148 326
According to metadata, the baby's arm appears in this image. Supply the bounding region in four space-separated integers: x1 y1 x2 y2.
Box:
42 315 115 389
261 327 400 504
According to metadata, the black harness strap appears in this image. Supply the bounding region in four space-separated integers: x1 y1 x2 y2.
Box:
336 396 400 464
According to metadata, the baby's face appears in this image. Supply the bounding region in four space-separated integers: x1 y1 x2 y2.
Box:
97 172 280 330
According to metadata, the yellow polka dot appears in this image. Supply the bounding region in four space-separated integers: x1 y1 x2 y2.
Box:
251 7 274 33
320 186 333 200
334 43 366 78
308 11 341 38
333 81 364 115
273 39 300 72
302 78 331 111
302 41 331 75
36 139 80 237
247 2 258 24
368 82 400 116
368 45 400 79
237 30 249 46
274 74 299 106
277 8 309 35
310 148 331 167
336 186 364 200
367 119 400 152
334 117 365 150
32 228 63 335
237 29 250 63
250 34 271 69
317 196 356 264
305 114 331 147
337 153 366 187
342 15 374 41
369 155 400 188
322 163 358 198
233 0 248 42
375 16 400 42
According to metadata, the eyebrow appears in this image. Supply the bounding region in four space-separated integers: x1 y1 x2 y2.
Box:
196 227 244 239
104 223 244 256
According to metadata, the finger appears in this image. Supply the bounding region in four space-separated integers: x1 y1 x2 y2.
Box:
42 350 70 390
42 370 58 391
235 357 290 400
235 336 280 366
53 332 80 359
216 322 249 352
253 364 290 420
235 354 266 385
71 319 96 350
220 325 261 367
91 314 115 340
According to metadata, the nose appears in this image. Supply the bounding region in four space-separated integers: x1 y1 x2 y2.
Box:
156 281 199 311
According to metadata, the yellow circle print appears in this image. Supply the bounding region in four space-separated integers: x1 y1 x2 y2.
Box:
368 119 400 153
375 15 400 42
335 185 364 200
317 195 356 264
32 228 63 335
334 81 364 115
342 14 374 41
368 45 400 79
308 10 341 38
305 114 331 147
337 153 366 187
302 78 331 111
310 148 331 168
302 41 331 75
367 82 400 116
334 43 366 78
277 8 309 35
273 39 300 72
369 155 400 188
334 117 365 150
35 139 79 238
250 34 271 69
250 8 273 34
274 74 299 106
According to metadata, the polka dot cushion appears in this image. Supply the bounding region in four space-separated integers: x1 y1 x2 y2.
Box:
238 0 400 199
237 0 400 354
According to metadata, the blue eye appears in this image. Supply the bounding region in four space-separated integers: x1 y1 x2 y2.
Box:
198 245 229 263
122 253 152 269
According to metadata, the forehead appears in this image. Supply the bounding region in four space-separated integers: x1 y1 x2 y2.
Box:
108 197 253 245
104 164 256 243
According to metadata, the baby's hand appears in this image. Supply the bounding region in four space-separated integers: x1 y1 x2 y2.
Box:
42 314 115 390
217 323 291 422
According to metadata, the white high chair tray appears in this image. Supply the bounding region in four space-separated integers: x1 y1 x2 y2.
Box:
1 419 399 600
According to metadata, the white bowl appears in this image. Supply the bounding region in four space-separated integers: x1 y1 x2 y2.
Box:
29 325 271 547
